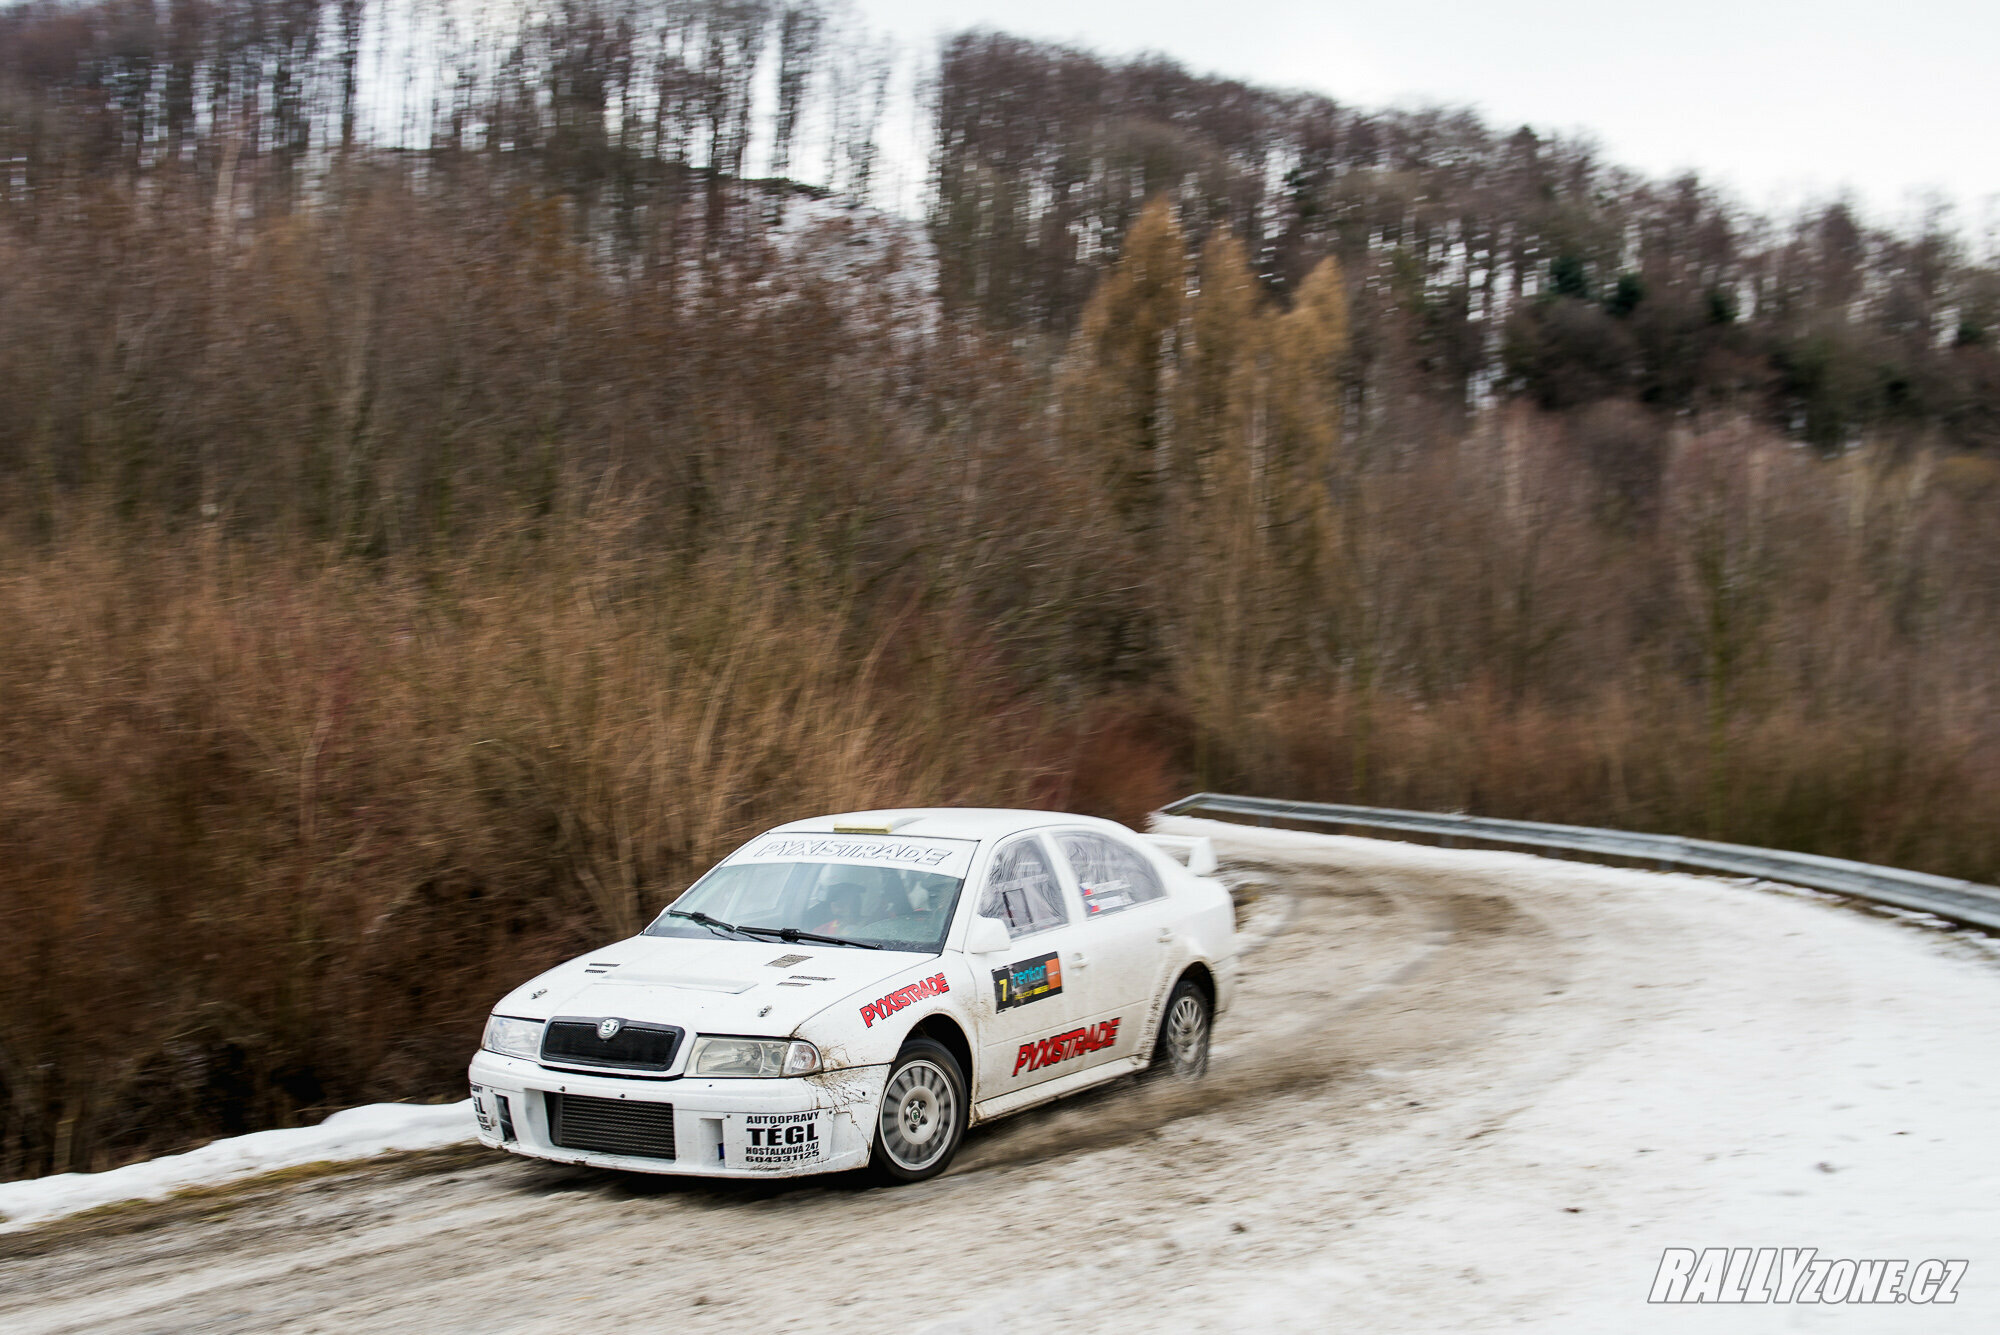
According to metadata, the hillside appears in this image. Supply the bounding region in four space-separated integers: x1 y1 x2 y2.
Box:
1 0 1996 1179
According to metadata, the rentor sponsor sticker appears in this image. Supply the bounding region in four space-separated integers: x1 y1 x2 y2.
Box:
992 950 1062 1011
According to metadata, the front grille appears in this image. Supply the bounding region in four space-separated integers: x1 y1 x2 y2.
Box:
546 1092 676 1160
541 1018 683 1072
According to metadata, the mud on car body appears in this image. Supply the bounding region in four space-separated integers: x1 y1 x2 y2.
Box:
468 809 1237 1183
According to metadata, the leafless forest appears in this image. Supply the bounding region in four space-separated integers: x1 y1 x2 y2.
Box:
2 0 1997 1179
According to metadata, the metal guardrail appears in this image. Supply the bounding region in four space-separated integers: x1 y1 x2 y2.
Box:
1159 792 2000 933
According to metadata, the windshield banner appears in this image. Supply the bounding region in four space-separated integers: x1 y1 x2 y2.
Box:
732 834 977 881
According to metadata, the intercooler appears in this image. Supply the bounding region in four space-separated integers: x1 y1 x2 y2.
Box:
544 1092 677 1160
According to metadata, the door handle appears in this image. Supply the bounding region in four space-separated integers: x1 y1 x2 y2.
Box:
1157 927 1174 943
1070 952 1090 969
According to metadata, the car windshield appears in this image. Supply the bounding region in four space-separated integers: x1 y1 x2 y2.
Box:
644 835 975 952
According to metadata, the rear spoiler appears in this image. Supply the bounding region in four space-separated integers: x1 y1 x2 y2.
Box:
1143 834 1218 877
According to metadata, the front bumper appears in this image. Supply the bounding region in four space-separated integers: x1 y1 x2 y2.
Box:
468 1050 887 1178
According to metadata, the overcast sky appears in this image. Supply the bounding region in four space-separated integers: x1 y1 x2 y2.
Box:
856 0 1999 237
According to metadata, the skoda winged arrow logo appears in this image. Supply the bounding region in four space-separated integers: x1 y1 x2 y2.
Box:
597 1017 623 1041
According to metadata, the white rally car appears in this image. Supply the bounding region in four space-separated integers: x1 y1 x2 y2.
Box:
469 808 1235 1184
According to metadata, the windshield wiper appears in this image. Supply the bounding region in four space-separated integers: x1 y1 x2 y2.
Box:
766 926 882 950
721 922 883 950
665 909 757 939
667 910 882 950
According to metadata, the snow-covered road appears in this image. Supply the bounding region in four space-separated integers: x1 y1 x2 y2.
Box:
2 820 1994 1332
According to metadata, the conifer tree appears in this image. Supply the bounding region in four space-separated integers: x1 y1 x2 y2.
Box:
1177 229 1260 498
1058 197 1186 537
1263 256 1350 576
1172 231 1265 755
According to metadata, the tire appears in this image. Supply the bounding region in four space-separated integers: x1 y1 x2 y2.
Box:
869 1038 969 1184
1147 975 1212 1080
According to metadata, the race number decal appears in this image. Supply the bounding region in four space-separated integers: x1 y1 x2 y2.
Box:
992 951 1062 1011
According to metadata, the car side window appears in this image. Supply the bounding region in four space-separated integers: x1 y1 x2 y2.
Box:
978 836 1069 939
1056 832 1167 917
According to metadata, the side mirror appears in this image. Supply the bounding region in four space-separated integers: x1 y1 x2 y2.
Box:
965 915 1011 956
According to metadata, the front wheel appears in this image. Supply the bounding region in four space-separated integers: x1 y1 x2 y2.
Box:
869 1038 968 1184
1148 976 1212 1080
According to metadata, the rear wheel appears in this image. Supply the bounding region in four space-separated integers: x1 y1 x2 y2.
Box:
1148 976 1212 1080
869 1038 968 1184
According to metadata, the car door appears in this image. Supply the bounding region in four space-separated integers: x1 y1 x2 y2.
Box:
1048 827 1181 1068
969 833 1120 1101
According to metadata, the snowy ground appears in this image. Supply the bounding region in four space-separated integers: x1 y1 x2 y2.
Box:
0 1101 475 1233
1 821 1995 1332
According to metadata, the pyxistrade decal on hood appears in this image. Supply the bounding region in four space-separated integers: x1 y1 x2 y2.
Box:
860 973 950 1027
1014 1017 1121 1075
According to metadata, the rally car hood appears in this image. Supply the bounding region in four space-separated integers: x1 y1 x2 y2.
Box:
490 933 938 1037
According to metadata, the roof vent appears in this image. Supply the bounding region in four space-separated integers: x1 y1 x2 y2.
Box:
832 815 924 835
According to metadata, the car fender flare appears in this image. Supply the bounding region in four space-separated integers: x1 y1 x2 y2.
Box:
1141 960 1217 1058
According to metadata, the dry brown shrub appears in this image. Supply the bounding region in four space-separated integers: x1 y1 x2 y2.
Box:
1191 681 2000 884
0 503 1059 1177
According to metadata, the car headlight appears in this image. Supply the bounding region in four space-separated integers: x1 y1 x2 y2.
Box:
482 1015 544 1062
687 1036 821 1078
